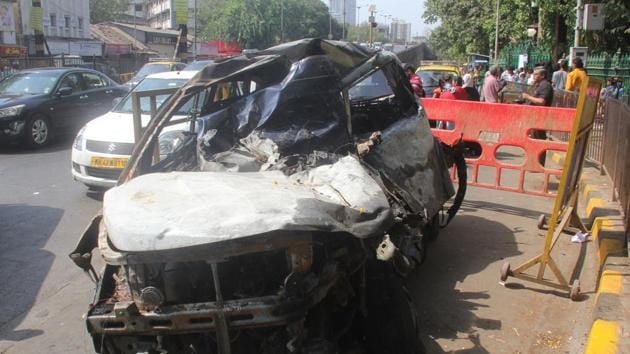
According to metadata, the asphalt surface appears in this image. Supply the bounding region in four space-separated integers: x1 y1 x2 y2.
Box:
0 138 598 353
0 136 102 353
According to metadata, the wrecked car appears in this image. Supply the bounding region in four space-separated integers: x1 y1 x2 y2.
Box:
70 39 466 354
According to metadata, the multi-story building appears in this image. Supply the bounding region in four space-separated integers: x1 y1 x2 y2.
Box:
328 0 356 26
143 0 198 31
389 20 411 44
18 0 101 56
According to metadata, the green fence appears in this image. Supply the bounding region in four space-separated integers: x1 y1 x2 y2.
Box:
587 51 630 102
493 40 552 69
493 42 628 101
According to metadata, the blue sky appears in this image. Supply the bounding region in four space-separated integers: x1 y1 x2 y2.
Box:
354 0 435 36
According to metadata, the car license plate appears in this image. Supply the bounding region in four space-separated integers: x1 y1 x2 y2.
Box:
90 157 128 169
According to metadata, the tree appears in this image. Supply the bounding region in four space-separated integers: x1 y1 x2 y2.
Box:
89 0 128 24
200 0 342 49
423 0 629 61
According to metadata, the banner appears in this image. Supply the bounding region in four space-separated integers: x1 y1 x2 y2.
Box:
30 6 43 32
174 0 188 25
0 1 15 32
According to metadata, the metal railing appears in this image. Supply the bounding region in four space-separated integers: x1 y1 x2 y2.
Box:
599 98 630 237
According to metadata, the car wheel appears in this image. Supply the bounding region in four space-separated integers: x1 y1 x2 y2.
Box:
24 114 52 148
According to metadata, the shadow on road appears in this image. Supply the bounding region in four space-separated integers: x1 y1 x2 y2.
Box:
409 214 522 353
0 204 63 342
0 134 74 155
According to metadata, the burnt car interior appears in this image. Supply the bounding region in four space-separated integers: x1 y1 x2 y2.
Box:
71 39 467 354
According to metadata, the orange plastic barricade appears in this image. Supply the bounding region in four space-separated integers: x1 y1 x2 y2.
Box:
422 98 577 197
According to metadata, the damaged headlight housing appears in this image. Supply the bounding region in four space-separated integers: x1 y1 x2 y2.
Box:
158 130 186 158
0 104 25 119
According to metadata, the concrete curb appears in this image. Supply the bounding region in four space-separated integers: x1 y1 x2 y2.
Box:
579 176 628 354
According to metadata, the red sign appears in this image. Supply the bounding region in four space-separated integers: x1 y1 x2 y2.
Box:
0 45 27 58
105 44 132 56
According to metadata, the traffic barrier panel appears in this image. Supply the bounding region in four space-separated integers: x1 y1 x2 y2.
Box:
423 98 577 197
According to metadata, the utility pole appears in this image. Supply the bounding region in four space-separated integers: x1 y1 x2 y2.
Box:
494 0 500 60
280 0 284 42
574 0 583 46
328 8 333 40
31 0 45 56
368 5 376 46
342 0 346 40
194 0 197 58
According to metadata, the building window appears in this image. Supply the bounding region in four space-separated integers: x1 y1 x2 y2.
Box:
135 4 143 12
78 17 83 30
64 16 70 28
50 14 56 27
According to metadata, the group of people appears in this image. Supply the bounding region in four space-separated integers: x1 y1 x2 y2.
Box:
402 57 589 108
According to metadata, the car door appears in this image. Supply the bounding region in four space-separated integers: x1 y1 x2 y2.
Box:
80 71 116 120
48 72 89 131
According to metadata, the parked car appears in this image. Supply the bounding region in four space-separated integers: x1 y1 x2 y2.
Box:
70 63 119 82
124 61 186 89
71 70 199 189
183 59 215 71
0 67 128 148
416 61 461 96
70 39 467 354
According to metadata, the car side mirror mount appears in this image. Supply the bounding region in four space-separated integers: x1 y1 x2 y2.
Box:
56 87 73 97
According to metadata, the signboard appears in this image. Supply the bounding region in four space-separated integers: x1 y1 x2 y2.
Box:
518 54 528 69
30 6 43 32
0 45 26 57
105 44 132 56
0 1 15 32
584 4 605 31
570 47 588 67
69 42 103 56
174 0 188 25
46 40 69 55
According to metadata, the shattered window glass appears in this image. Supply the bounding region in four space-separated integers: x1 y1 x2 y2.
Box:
348 70 394 101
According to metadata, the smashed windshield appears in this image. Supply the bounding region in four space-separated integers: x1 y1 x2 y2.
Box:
113 77 189 114
0 71 62 95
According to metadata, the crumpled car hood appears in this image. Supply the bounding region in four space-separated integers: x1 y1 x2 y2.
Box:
103 156 392 252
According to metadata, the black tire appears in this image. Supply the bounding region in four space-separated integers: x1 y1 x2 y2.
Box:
360 262 425 354
422 213 440 243
24 114 52 148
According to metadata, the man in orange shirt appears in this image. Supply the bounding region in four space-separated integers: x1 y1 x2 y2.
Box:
565 57 587 92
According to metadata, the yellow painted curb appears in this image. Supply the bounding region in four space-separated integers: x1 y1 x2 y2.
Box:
598 239 627 265
592 217 624 240
585 320 619 354
598 270 624 295
586 198 605 219
581 183 597 202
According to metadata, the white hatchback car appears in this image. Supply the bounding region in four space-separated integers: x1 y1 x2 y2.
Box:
71 70 199 189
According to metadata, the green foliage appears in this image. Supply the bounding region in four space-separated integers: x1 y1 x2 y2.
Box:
423 0 629 60
89 0 128 24
200 0 342 49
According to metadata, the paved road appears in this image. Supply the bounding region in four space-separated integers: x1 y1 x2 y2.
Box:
0 140 598 353
0 137 102 353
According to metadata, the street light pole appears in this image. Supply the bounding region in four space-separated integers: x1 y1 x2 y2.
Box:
281 0 285 42
494 0 500 60
193 0 197 58
342 0 346 40
328 9 333 40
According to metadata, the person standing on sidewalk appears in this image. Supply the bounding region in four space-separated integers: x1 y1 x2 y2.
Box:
552 60 568 90
565 57 587 92
482 65 503 103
